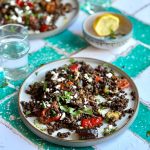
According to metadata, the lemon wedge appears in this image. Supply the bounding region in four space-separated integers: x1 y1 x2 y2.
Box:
93 14 120 36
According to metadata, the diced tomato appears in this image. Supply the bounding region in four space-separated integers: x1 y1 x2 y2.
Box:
81 117 103 128
69 64 79 72
95 75 103 82
67 81 73 86
81 119 92 128
40 24 49 32
16 0 25 7
60 83 65 90
117 78 130 90
27 2 34 8
40 108 61 124
91 117 103 127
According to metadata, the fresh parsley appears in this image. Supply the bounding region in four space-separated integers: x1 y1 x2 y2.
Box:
25 111 31 115
43 82 47 91
69 58 76 64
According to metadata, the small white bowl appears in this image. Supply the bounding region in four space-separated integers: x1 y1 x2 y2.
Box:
83 12 133 49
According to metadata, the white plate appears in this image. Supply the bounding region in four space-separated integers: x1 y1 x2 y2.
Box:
18 57 139 147
29 0 79 39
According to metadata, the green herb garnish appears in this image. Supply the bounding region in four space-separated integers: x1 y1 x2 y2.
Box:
59 91 72 103
103 126 116 136
109 29 117 39
25 111 31 115
43 82 47 91
83 107 93 115
69 58 76 64
42 101 47 108
50 109 57 117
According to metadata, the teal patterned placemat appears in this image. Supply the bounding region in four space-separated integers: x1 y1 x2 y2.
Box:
113 45 150 77
0 4 150 149
45 30 88 54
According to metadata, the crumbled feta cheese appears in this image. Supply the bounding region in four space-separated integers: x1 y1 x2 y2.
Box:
74 93 78 99
98 109 109 117
95 95 106 103
47 104 51 107
108 125 113 130
10 1 15 5
70 96 73 99
17 17 22 23
35 30 40 34
84 98 88 104
84 74 92 82
72 85 77 89
45 15 53 25
46 88 50 92
11 15 17 20
55 85 61 89
77 121 81 125
51 71 59 80
37 101 40 103
41 81 44 83
44 95 47 98
25 6 30 11
54 90 59 94
60 112 66 120
106 73 113 78
75 71 80 80
57 77 65 82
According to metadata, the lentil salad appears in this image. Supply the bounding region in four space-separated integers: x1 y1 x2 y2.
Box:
0 0 73 33
21 59 136 140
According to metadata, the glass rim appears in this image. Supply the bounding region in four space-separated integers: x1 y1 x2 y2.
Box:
0 24 28 42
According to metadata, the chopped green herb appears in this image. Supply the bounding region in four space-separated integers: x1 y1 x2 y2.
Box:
103 126 116 136
83 107 93 115
104 87 109 94
25 111 31 115
69 58 76 64
42 101 47 108
43 82 47 91
50 109 57 117
109 29 116 39
59 91 72 102
146 131 150 137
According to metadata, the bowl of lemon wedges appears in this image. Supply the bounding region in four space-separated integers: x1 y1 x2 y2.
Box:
83 12 133 49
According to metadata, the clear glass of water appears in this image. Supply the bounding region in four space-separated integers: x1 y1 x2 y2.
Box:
80 0 112 13
0 24 29 80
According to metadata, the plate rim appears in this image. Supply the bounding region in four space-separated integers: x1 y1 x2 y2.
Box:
28 0 79 39
18 57 139 147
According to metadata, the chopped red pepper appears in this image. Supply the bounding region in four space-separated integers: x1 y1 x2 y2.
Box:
69 64 79 72
39 108 61 124
117 78 130 90
16 0 25 7
81 117 103 128
40 24 49 32
95 75 103 82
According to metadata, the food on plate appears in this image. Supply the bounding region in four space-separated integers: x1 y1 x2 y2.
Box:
0 0 73 33
21 59 135 140
93 13 120 37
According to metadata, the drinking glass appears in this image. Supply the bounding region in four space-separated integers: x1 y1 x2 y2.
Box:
80 0 112 13
0 24 29 80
